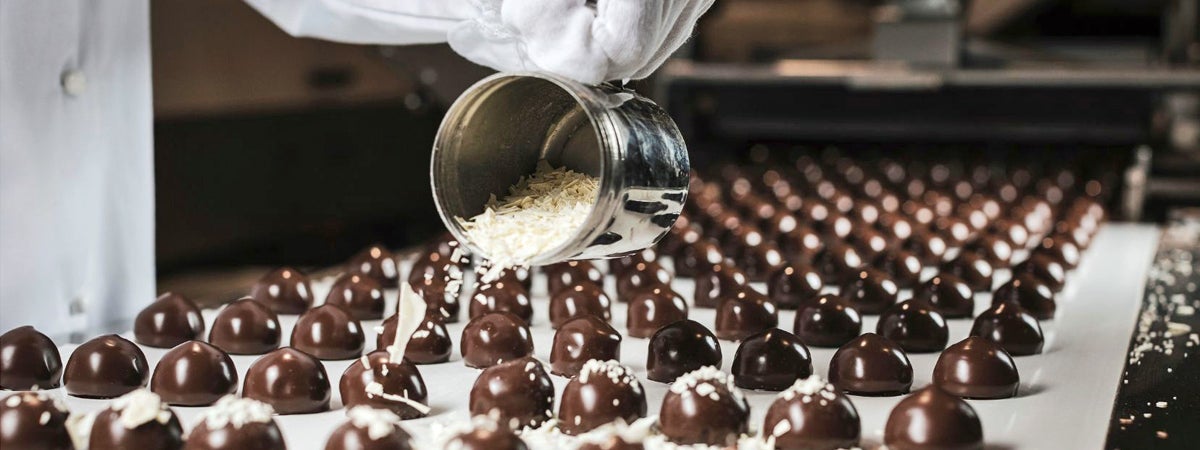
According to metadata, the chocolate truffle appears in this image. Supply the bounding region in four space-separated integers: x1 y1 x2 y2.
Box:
460 312 535 368
914 274 975 319
0 326 62 390
0 391 73 449
1011 253 1067 292
249 267 314 314
184 396 285 450
445 420 528 450
550 316 622 377
324 274 386 320
828 333 913 396
674 239 725 278
376 312 453 364
290 304 365 360
88 390 184 450
874 249 924 288
737 242 787 282
987 218 1030 249
615 261 672 302
625 286 689 338
151 341 238 406
991 274 1056 320
714 287 779 341
847 226 889 260
413 278 461 323
133 292 205 348
839 269 899 314
762 376 860 450
557 360 647 435
659 367 750 446
767 264 823 310
242 347 330 414
694 263 747 308
63 334 149 398
545 260 603 295
970 301 1045 356
608 248 658 279
884 386 983 450
646 320 722 383
469 357 554 430
477 266 533 293
208 298 282 355
339 351 429 419
468 280 533 324
933 337 1020 399
731 329 813 391
347 244 400 288
549 282 613 329
876 300 949 353
325 407 413 450
779 226 825 264
903 230 948 266
1032 235 1081 269
813 243 865 284
793 295 863 348
960 234 1014 268
939 253 995 292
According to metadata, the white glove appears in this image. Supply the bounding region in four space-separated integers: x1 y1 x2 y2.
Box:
447 0 716 85
245 0 713 85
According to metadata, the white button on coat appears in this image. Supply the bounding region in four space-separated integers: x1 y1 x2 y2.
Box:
60 70 86 96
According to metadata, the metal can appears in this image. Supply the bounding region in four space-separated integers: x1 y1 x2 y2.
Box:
431 72 690 265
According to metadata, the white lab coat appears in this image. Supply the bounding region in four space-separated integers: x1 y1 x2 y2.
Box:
0 1 462 339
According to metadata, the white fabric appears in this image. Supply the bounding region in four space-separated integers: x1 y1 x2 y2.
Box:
245 0 715 84
0 1 155 337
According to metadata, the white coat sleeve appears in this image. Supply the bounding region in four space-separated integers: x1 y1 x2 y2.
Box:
243 0 476 45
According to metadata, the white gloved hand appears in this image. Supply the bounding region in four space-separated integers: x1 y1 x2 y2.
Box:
447 0 716 85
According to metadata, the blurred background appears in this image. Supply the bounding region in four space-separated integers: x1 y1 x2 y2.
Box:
154 0 1199 298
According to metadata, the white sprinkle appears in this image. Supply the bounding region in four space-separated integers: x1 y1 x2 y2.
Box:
345 406 401 440
109 389 172 429
201 396 275 429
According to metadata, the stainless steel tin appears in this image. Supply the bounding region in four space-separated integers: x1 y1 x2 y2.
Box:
431 73 690 266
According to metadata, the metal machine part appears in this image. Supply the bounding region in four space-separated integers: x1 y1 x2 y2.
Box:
431 73 690 265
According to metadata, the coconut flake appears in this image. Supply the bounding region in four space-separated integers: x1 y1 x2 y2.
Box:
201 395 275 430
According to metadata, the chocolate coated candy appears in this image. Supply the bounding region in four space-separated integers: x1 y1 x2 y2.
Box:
347 244 400 288
0 392 73 450
0 326 62 390
625 286 688 339
714 287 779 341
550 316 622 378
468 280 533 324
469 357 554 430
731 329 812 391
549 282 612 328
133 292 205 348
63 334 149 398
762 377 861 450
991 274 1056 320
249 267 314 314
828 333 913 396
646 320 721 383
460 312 535 369
932 337 1020 399
693 263 747 308
557 360 647 435
324 273 386 320
376 312 453 364
445 423 528 450
242 347 331 414
794 295 862 348
659 368 750 446
88 392 185 450
839 269 899 314
767 264 823 310
615 261 672 302
884 386 984 450
876 300 949 353
290 304 365 360
339 351 428 419
969 301 1044 356
324 407 414 450
914 274 975 319
151 341 238 406
208 297 282 355
545 260 603 295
